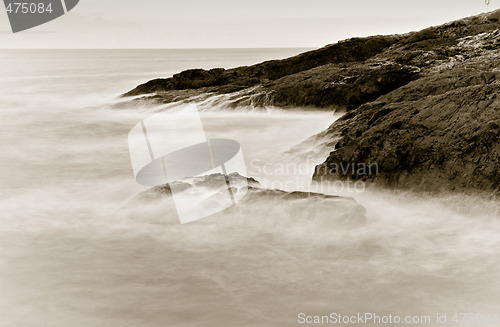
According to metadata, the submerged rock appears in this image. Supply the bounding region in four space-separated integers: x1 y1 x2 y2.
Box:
127 173 366 226
133 172 260 200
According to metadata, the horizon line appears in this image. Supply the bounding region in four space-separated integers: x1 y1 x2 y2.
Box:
0 47 318 50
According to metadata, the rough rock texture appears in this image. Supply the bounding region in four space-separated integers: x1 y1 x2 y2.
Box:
123 10 500 111
123 10 500 194
123 36 398 97
314 27 500 194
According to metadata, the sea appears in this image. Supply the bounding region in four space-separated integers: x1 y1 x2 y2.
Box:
0 49 499 327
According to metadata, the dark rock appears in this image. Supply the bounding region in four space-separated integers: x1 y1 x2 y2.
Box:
313 50 500 194
260 63 420 109
121 10 500 194
122 36 399 98
123 10 500 113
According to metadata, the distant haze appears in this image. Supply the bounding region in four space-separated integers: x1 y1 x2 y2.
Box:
0 0 497 48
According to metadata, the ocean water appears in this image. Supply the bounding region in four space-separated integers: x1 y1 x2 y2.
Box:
0 49 499 327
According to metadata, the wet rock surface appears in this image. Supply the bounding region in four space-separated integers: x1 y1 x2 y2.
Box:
314 28 500 194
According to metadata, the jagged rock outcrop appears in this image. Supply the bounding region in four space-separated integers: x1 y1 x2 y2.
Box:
123 10 500 110
122 36 398 97
314 28 500 194
122 10 500 194
258 63 420 109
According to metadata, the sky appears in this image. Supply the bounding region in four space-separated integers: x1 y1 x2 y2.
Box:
0 0 497 48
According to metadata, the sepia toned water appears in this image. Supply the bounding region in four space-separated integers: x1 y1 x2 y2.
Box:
0 49 499 327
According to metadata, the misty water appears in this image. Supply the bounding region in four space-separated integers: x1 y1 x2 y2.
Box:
0 50 499 327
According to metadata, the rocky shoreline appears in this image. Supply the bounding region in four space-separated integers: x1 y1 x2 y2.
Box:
123 10 500 195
